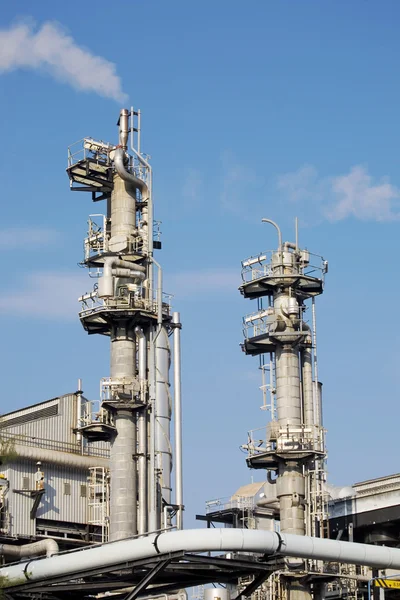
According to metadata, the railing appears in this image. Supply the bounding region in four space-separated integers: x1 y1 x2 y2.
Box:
244 424 325 456
79 286 172 317
205 495 255 514
0 430 109 458
67 138 113 169
241 249 327 285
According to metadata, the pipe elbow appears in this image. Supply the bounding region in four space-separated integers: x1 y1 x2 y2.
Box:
114 148 149 201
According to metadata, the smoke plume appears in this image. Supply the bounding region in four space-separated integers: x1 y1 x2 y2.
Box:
0 21 127 102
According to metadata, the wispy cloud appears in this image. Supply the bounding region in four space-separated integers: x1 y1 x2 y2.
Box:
277 164 400 222
166 268 238 298
220 151 264 214
0 227 59 250
0 271 88 320
0 21 127 102
182 168 202 206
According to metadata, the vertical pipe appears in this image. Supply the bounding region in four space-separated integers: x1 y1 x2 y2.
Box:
136 327 148 535
312 298 320 427
172 312 183 530
155 326 172 517
301 348 314 427
148 326 157 532
76 378 82 445
295 216 299 251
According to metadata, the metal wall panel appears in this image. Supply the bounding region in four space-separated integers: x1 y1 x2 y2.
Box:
1 394 110 458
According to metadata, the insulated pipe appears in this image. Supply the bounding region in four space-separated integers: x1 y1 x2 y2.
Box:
76 379 82 445
155 326 172 521
302 347 314 427
12 444 108 469
99 258 145 298
135 326 148 535
0 539 58 560
119 109 129 149
172 312 183 530
5 529 400 587
114 148 149 202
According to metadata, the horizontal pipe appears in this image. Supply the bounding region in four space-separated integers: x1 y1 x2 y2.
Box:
13 444 109 469
3 528 400 587
0 539 58 560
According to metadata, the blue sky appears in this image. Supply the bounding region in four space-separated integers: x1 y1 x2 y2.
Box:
1 1 400 527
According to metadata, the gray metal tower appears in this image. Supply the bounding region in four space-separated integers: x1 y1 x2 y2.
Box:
240 219 328 600
67 109 183 540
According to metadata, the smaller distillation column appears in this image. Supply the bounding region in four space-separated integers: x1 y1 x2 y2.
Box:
155 326 172 525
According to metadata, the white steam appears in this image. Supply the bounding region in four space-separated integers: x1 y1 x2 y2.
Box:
0 21 127 102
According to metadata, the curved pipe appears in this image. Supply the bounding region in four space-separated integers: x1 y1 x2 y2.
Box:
0 539 58 560
261 218 282 249
4 528 400 587
114 148 149 202
267 470 277 485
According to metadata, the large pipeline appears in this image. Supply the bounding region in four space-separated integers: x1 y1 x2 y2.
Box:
3 528 400 587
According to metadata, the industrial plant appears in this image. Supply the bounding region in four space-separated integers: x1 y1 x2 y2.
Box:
1 108 400 600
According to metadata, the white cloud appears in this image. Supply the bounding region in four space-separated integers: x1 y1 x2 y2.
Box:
0 227 59 249
277 164 400 222
166 268 238 298
0 21 127 102
0 271 89 320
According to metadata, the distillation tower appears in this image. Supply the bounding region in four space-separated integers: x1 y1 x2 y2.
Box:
240 219 328 600
66 109 183 540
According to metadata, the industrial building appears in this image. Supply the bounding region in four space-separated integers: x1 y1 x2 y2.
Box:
0 392 110 546
1 108 399 600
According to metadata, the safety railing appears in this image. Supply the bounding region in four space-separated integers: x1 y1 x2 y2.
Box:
67 138 113 169
205 495 255 514
244 424 325 456
241 249 327 285
0 430 109 458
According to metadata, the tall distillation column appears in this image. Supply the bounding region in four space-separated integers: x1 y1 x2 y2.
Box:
67 109 184 540
240 219 328 598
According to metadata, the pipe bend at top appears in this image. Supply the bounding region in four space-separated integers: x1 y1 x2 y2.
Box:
114 147 149 202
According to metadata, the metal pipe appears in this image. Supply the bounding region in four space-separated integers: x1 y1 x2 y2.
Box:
114 148 149 202
261 218 282 249
135 326 148 535
295 216 299 251
155 326 172 525
302 347 314 427
0 539 58 561
12 444 108 469
5 529 400 587
119 109 129 149
99 258 145 298
172 312 183 530
312 298 321 426
76 378 82 445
